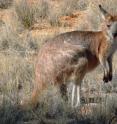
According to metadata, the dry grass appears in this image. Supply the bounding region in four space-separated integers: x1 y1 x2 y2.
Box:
0 0 117 124
0 0 13 9
14 0 89 28
34 0 49 21
0 25 117 124
61 0 88 16
15 0 36 29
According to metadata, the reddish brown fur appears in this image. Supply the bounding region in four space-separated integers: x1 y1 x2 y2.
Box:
24 31 111 108
20 5 117 109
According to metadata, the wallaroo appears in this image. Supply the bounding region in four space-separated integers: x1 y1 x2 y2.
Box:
21 5 117 108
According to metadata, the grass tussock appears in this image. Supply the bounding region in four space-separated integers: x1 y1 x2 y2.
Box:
35 0 49 21
34 0 60 26
47 0 89 26
47 7 61 27
15 0 35 29
14 0 89 28
0 53 35 124
0 0 13 9
0 24 24 51
61 0 88 16
0 23 41 56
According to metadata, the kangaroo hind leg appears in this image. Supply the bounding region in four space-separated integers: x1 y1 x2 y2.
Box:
71 57 88 107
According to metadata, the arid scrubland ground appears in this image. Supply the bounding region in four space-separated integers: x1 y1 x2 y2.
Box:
0 0 117 124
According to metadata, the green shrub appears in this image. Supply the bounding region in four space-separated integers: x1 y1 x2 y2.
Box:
15 0 35 29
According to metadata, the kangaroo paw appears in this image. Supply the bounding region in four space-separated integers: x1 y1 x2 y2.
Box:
103 76 109 83
108 73 112 81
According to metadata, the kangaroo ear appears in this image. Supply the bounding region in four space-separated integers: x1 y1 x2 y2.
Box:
99 4 110 17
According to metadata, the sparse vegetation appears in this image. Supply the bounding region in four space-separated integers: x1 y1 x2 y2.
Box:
0 0 117 124
0 24 26 55
61 0 88 16
0 0 13 9
35 0 49 20
48 8 61 27
15 0 35 29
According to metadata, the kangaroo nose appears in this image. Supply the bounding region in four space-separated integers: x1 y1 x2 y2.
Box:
107 24 111 28
113 32 117 38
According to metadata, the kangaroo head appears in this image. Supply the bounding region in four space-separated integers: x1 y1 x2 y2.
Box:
99 5 117 51
110 22 117 38
99 4 117 29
